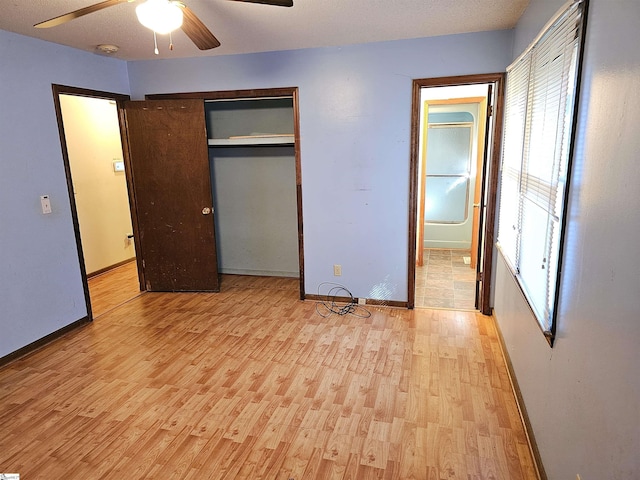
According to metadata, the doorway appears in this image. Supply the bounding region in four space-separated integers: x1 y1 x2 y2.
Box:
408 74 505 313
53 85 142 319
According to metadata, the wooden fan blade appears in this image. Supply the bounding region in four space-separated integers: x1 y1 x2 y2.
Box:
228 0 293 7
34 0 133 28
179 5 221 50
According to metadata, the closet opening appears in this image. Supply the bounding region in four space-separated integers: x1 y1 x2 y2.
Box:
147 88 305 298
206 97 299 280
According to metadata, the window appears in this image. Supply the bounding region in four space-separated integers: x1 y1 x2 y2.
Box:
497 0 587 342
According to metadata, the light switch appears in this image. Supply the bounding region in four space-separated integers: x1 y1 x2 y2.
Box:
113 160 125 172
40 195 52 214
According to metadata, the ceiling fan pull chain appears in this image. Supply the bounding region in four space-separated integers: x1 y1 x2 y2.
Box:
154 31 159 55
170 31 174 51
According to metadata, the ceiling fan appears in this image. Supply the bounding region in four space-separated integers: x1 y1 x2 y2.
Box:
34 0 294 52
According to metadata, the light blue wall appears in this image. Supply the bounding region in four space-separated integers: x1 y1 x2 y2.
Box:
128 30 513 301
493 0 640 478
0 30 130 358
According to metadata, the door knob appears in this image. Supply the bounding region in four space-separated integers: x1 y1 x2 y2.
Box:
202 207 212 215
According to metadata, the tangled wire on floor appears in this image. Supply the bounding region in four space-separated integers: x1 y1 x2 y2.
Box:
315 282 371 318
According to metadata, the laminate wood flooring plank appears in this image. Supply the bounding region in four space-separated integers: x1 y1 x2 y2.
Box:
0 274 538 479
87 260 142 318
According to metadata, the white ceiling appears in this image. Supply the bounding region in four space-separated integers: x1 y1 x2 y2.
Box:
0 0 529 61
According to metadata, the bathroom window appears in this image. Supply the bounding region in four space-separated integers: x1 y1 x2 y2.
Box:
497 0 587 344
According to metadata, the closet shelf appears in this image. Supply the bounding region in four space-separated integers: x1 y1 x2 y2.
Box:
208 134 294 146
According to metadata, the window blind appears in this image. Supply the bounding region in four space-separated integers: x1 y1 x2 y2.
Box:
497 0 586 336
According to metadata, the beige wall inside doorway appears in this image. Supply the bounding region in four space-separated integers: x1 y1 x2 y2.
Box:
60 94 134 275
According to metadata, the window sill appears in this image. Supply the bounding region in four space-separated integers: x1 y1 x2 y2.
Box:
496 243 555 347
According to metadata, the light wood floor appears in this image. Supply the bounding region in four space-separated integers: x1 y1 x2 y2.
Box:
0 275 537 479
88 260 142 318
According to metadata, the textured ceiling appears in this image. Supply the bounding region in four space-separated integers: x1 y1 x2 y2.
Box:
0 0 529 61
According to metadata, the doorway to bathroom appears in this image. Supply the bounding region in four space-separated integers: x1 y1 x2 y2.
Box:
408 74 505 313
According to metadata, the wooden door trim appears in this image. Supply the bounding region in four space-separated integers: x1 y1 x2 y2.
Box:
408 74 505 313
147 87 298 101
472 97 488 271
416 109 428 268
147 87 305 299
51 84 138 321
482 77 505 314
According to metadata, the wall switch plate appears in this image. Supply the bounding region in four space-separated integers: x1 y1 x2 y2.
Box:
40 195 52 214
333 264 342 276
358 297 366 305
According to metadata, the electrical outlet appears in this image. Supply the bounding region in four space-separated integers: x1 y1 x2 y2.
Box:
358 297 366 305
333 264 342 276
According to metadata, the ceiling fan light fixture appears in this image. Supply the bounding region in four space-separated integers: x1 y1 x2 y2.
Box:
136 0 184 35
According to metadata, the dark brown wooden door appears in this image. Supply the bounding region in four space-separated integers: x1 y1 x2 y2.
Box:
476 84 494 313
124 99 219 292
